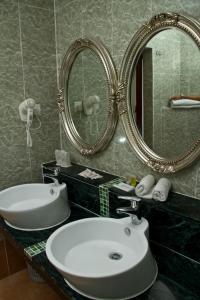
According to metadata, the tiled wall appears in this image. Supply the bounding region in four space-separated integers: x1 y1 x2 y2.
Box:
0 0 59 190
55 0 200 199
1 0 200 200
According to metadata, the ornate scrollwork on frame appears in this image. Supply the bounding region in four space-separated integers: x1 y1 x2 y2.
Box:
73 38 92 50
145 12 179 29
116 82 127 116
119 12 200 173
58 38 118 156
147 160 175 174
80 148 95 156
57 89 65 112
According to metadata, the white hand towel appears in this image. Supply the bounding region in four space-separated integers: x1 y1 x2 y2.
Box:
141 187 154 199
152 178 171 202
135 175 155 197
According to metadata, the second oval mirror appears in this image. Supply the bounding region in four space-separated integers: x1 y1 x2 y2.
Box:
119 13 200 173
130 28 200 159
58 39 118 156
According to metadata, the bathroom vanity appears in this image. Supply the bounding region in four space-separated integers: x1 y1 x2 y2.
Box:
0 162 199 300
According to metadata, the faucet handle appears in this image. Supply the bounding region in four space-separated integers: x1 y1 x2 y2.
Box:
54 167 60 176
118 196 141 201
118 195 141 209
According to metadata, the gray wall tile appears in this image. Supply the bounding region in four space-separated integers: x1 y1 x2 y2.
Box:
19 0 54 10
55 0 200 199
0 1 57 190
19 4 56 67
0 1 21 66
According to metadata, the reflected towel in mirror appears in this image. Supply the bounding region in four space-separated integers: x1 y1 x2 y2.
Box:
170 99 200 108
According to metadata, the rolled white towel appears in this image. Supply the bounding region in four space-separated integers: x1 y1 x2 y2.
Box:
152 178 171 202
135 175 155 197
170 99 200 108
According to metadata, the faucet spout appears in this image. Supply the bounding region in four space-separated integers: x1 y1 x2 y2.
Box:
44 174 59 186
44 168 60 186
117 195 142 225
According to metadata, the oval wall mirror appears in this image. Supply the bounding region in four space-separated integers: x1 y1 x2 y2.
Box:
119 13 200 173
58 38 118 155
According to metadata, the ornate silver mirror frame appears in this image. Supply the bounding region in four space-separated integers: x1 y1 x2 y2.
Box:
58 38 118 156
119 13 200 173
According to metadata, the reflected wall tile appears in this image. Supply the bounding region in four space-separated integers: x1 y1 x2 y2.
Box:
20 5 56 67
161 108 189 158
19 0 54 10
0 1 21 66
112 0 152 57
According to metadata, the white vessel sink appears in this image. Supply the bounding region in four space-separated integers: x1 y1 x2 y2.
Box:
0 183 70 231
46 217 158 300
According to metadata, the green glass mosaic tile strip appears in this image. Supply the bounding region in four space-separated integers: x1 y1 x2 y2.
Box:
24 240 46 259
99 178 124 217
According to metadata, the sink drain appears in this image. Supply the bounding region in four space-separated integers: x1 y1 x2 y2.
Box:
109 252 123 260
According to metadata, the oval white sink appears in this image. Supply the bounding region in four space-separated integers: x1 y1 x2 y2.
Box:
46 217 158 299
0 183 70 231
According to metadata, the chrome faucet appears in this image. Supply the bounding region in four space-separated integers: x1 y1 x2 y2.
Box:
43 168 60 186
116 196 142 225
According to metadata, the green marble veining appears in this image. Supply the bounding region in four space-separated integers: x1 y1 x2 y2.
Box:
19 4 56 67
82 0 113 52
56 0 200 199
19 0 54 10
0 1 58 190
152 0 200 19
56 0 82 66
112 0 152 57
0 64 31 190
0 1 21 66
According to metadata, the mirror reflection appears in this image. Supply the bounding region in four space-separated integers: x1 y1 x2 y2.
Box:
68 49 108 145
131 29 200 159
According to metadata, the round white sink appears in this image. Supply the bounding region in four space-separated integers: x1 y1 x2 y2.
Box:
46 217 158 299
0 183 70 231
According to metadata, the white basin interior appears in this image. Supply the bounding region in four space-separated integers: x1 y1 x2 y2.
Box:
0 183 70 231
46 217 158 300
64 239 139 277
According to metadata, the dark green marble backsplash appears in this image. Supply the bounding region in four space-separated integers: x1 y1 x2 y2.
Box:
55 0 200 199
0 0 59 190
